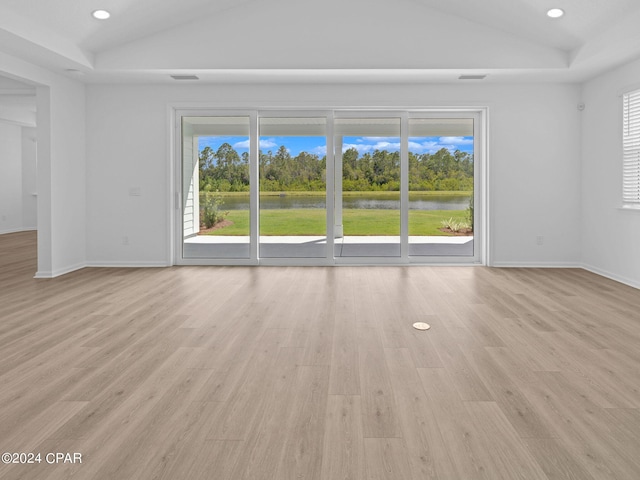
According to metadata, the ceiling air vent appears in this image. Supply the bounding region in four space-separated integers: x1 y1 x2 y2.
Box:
458 75 487 80
171 75 199 80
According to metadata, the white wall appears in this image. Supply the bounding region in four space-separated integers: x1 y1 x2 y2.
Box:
0 122 23 233
85 82 582 267
21 126 37 229
1 51 86 277
85 85 170 266
47 79 86 276
581 57 640 288
0 123 37 234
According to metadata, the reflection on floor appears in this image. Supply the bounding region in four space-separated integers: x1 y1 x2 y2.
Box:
184 235 474 258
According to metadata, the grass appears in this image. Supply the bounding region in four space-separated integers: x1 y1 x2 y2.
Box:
202 208 470 236
211 190 471 198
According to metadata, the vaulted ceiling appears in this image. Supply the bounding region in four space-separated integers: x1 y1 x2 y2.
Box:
1 0 640 83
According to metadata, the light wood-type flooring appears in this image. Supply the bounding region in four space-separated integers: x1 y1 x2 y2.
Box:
1 230 639 480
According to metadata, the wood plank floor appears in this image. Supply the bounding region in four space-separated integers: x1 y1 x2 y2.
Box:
1 230 639 480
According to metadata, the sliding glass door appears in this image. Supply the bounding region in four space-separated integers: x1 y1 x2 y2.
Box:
177 109 482 265
258 116 328 258
181 115 252 259
408 117 475 257
334 116 401 258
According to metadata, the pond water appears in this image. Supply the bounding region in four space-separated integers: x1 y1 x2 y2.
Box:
219 193 470 210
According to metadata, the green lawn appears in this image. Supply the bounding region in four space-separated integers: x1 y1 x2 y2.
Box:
212 190 471 198
202 208 470 236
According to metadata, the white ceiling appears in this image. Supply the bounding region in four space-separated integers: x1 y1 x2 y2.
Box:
412 0 640 51
1 0 640 84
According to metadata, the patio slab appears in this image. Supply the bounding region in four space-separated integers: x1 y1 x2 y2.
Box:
185 235 472 244
184 235 474 257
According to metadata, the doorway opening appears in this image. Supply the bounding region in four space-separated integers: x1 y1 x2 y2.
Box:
176 109 485 265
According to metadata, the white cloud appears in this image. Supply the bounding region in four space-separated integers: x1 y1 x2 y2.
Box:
342 143 374 154
373 141 401 150
407 136 474 154
439 136 474 145
360 136 400 142
312 145 327 156
233 138 279 150
260 138 278 149
232 140 249 149
408 140 439 154
343 140 402 154
343 143 363 153
340 136 474 156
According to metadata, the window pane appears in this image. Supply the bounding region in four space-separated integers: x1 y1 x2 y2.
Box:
408 118 474 256
182 116 251 259
623 90 640 205
259 117 327 258
335 117 401 257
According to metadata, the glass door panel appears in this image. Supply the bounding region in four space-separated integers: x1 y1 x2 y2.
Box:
258 117 327 258
182 116 251 259
408 118 474 256
178 111 481 264
334 117 401 257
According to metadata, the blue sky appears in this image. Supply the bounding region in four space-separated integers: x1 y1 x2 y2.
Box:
199 135 473 157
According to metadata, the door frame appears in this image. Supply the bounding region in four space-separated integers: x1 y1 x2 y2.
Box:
256 110 335 264
171 106 488 266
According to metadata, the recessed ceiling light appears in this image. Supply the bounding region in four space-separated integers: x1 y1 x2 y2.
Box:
547 8 564 18
92 10 111 20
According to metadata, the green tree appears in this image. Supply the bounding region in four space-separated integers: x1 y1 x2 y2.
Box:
198 141 472 194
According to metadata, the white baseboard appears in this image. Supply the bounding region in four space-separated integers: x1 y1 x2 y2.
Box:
85 261 170 268
581 264 640 290
490 261 582 268
491 261 638 289
34 261 169 278
34 262 86 279
0 227 37 235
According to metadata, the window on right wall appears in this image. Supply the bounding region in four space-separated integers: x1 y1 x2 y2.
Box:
622 88 640 208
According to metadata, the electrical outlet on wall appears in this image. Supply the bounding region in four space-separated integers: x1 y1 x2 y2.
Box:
122 236 129 246
536 235 544 246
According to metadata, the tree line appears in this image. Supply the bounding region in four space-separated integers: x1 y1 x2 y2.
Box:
199 143 473 193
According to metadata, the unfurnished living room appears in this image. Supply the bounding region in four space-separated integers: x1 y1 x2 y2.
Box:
1 0 640 479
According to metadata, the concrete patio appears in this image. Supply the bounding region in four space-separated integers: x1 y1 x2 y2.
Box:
184 235 474 258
